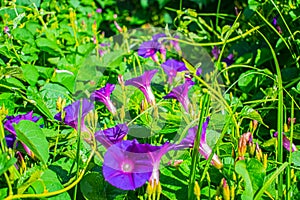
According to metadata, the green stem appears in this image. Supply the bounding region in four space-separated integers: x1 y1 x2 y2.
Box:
188 93 210 200
250 23 284 199
73 99 83 200
254 162 288 200
287 99 294 200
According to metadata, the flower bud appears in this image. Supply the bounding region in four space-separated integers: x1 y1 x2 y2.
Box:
222 178 230 200
194 181 201 199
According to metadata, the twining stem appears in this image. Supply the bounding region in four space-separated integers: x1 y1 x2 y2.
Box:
188 93 210 200
249 23 284 199
165 25 260 47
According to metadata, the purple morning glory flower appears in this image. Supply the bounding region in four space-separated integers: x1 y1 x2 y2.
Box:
103 139 153 190
4 111 41 157
174 117 223 169
170 35 181 52
152 33 167 43
125 69 158 106
273 132 298 152
90 83 117 115
164 80 194 112
4 111 40 136
223 53 234 66
103 139 172 190
212 46 220 60
96 8 102 13
161 59 187 84
54 98 94 131
95 123 128 148
138 40 162 62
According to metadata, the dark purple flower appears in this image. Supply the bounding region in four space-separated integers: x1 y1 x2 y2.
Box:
90 83 117 115
174 117 223 169
125 69 158 106
272 16 282 34
4 111 40 136
103 139 172 190
5 135 16 148
164 80 194 112
212 46 220 60
54 98 94 131
138 40 161 62
223 53 234 66
273 132 297 152
161 59 187 84
95 124 128 148
4 111 41 157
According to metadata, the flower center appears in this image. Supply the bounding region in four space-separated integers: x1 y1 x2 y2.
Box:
122 162 133 172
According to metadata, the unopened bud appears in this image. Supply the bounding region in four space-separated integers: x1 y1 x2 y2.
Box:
251 120 258 132
194 181 201 199
263 154 268 169
222 178 230 200
118 74 125 89
255 143 263 161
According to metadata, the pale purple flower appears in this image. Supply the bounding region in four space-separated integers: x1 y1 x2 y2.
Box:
95 124 128 148
161 59 187 84
138 40 161 62
174 117 223 169
125 69 158 106
152 33 166 43
212 46 220 60
96 8 102 13
90 83 117 115
54 98 94 131
102 139 172 190
273 132 297 152
170 35 181 52
4 26 10 37
114 21 122 33
196 68 202 76
164 80 194 112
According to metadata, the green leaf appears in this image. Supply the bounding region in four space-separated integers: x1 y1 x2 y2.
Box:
49 157 77 184
21 64 39 86
80 172 106 200
235 159 266 200
27 86 54 120
12 28 35 44
0 153 17 176
51 70 75 93
239 106 268 127
14 120 49 164
78 43 95 55
29 169 71 199
99 50 125 68
5 77 26 90
36 38 63 55
40 83 71 116
248 0 261 11
292 151 300 167
254 48 272 66
160 161 189 199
